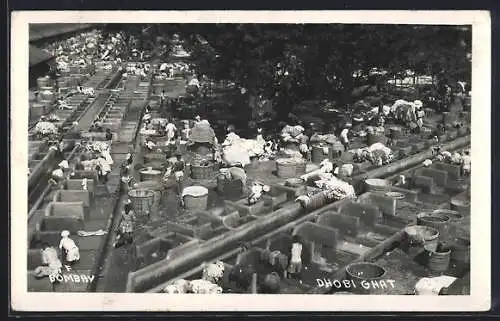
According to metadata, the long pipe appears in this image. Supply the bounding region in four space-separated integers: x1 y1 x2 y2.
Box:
352 135 470 182
128 135 471 292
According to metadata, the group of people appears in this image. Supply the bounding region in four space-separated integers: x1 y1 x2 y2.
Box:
34 230 80 284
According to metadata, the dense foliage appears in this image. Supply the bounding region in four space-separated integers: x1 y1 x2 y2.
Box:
104 23 471 116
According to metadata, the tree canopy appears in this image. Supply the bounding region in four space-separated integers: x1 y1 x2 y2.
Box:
104 23 471 115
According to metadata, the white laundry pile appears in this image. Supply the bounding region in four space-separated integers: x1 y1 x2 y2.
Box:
221 132 266 167
414 276 457 295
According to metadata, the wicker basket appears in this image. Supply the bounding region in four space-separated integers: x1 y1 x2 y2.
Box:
276 158 306 178
182 186 209 211
191 162 217 179
139 168 163 182
128 189 155 217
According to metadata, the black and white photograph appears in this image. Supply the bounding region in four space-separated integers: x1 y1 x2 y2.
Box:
11 11 490 311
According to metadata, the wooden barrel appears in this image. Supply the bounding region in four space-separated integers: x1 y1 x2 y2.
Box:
417 213 450 239
426 244 451 273
451 237 470 264
450 199 470 214
403 225 440 255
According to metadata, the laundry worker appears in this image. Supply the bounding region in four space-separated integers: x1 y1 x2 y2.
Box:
173 152 185 194
113 209 136 248
339 123 351 151
287 234 303 280
165 119 177 144
96 154 111 184
414 100 425 133
105 128 113 145
181 120 191 140
120 168 138 192
59 230 80 264
34 242 63 284
160 90 167 107
461 150 471 176
48 161 68 187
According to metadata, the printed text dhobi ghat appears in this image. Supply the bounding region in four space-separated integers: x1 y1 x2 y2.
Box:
316 279 396 290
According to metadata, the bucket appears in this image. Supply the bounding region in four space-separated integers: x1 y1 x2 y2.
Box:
345 262 387 294
403 225 440 255
139 168 163 181
432 209 464 223
450 199 470 214
191 162 217 180
182 186 209 211
136 180 163 219
364 178 390 193
128 189 155 217
417 213 450 239
451 237 470 264
311 145 333 163
426 244 451 273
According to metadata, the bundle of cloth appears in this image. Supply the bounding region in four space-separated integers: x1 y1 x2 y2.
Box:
78 87 95 97
33 121 58 136
296 172 356 207
163 278 223 294
218 167 247 186
353 142 394 166
414 276 457 295
435 149 470 175
221 131 266 167
201 261 225 284
390 99 424 124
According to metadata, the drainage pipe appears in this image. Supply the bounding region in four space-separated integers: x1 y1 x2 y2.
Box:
128 135 470 292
